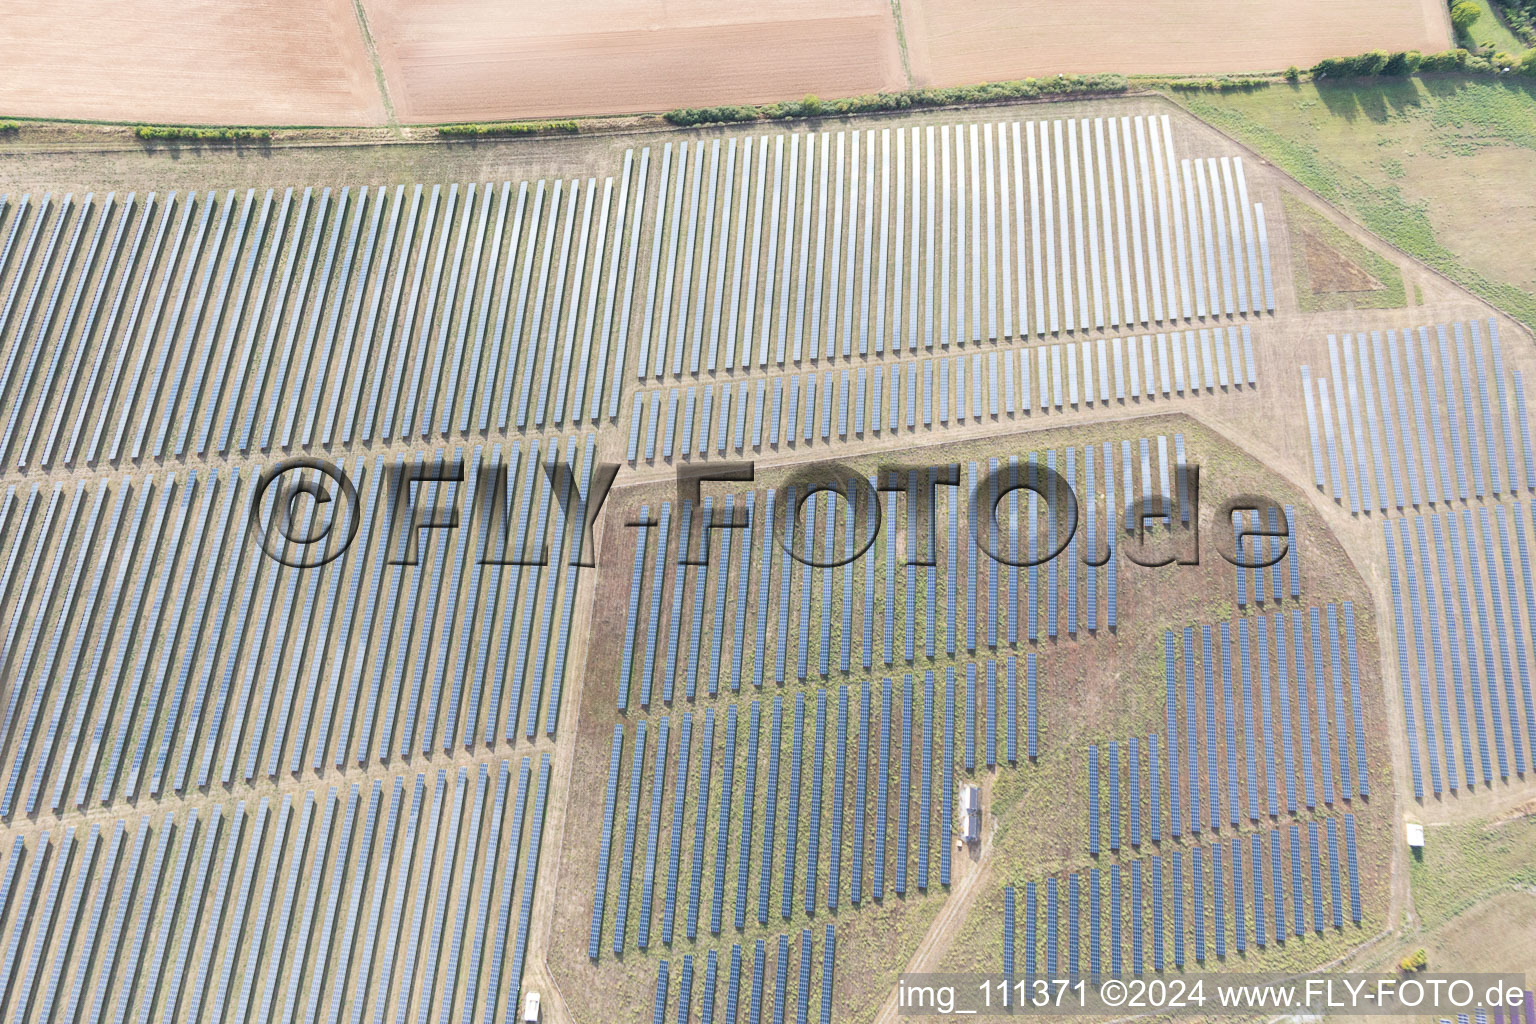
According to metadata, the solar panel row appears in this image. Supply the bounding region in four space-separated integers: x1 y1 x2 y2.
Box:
1085 607 1367 855
0 759 549 1024
1382 500 1536 799
627 330 1256 463
652 926 836 1024
1304 323 1533 512
615 440 1205 705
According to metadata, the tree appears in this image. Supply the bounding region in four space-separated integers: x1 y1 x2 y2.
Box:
1451 0 1482 32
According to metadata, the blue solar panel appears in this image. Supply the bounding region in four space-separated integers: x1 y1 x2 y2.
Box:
965 663 978 772
921 672 934 891
725 945 742 1023
735 703 759 930
797 928 814 1024
1069 873 1082 981
1109 865 1122 978
1130 860 1143 976
637 717 670 949
1171 850 1185 967
750 939 765 1024
774 933 788 1024
1213 839 1226 957
663 713 692 944
1328 817 1344 928
1310 606 1338 803
589 725 624 958
1239 618 1259 822
1128 736 1142 846
1271 827 1285 941
1275 616 1298 813
898 676 913 895
1233 838 1247 952
1248 833 1265 948
759 699 782 924
653 961 669 1024
688 711 714 940
1003 886 1017 975
875 680 892 902
1088 746 1101 854
852 680 870 905
1025 881 1038 984
1164 634 1180 837
1007 657 1019 764
1180 629 1199 834
1344 814 1362 923
1027 655 1039 760
1108 742 1121 851
712 706 736 935
821 925 835 1024
806 693 826 915
615 722 647 952
701 950 718 1024
943 668 954 885
1258 616 1278 817
1221 624 1239 825
1309 821 1324 932
1290 824 1304 937
1203 626 1220 824
829 687 847 910
1046 876 1059 978
783 697 804 919
1191 847 1205 962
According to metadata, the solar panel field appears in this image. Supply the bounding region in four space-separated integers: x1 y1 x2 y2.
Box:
0 91 1528 1023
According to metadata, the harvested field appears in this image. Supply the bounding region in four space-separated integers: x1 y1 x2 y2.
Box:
360 0 905 123
0 0 384 126
902 0 1451 87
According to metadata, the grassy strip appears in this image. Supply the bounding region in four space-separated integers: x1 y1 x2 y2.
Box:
665 74 1129 126
436 120 579 137
1407 817 1536 929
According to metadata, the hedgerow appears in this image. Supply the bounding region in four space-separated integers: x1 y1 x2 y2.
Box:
436 120 579 137
1312 46 1534 77
134 125 271 142
1166 76 1272 92
665 74 1129 126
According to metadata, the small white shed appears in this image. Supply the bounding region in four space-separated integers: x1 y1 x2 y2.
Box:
960 785 982 844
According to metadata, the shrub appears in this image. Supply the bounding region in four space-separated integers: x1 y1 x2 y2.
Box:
1316 47 1470 77
1451 0 1482 30
0 121 18 135
1168 75 1272 92
1398 948 1428 973
1382 50 1424 73
1418 46 1472 69
134 125 270 142
436 120 578 137
1284 65 1302 82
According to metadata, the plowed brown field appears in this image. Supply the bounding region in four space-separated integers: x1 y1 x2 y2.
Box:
0 0 384 125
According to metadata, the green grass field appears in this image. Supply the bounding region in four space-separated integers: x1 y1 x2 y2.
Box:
1459 0 1529 55
1170 76 1536 328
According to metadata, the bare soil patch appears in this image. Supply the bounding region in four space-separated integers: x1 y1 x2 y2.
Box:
1302 228 1386 294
